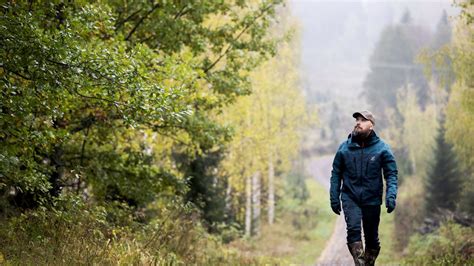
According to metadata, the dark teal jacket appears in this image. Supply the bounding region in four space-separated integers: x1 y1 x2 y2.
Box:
330 131 398 206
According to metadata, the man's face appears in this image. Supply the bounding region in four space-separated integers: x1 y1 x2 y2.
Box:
353 115 373 136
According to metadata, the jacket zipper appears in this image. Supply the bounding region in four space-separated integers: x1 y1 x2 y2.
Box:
360 142 364 181
357 144 363 203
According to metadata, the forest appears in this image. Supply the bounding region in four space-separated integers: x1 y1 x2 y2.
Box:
0 0 473 265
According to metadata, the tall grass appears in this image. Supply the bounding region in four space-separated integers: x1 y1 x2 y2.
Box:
0 196 271 265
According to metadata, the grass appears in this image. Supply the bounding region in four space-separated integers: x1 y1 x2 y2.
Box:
377 174 425 265
292 179 337 264
228 178 336 265
0 198 277 265
377 206 401 265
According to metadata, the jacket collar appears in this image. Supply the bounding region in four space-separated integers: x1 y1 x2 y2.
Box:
347 130 379 148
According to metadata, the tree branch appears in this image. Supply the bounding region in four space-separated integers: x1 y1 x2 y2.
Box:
1 64 33 81
115 8 143 31
125 3 161 41
80 126 90 166
203 3 276 74
69 87 118 105
173 5 190 20
137 6 189 45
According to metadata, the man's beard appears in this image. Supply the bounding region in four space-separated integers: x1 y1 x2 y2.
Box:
352 128 371 139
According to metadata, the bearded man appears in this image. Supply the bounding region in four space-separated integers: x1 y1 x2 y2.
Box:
329 110 398 266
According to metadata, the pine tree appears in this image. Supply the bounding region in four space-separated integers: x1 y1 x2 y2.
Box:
432 10 452 51
431 10 455 91
363 10 431 130
425 121 463 214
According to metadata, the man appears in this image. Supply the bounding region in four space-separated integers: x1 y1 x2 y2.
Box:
329 110 398 266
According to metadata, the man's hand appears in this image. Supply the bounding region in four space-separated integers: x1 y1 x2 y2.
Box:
331 202 341 215
386 199 396 213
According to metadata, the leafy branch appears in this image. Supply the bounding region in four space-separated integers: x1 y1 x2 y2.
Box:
204 2 277 74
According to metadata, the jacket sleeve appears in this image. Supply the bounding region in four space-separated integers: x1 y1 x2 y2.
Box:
330 145 344 206
382 144 398 202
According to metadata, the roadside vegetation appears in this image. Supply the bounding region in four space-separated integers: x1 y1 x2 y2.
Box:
361 2 474 264
0 1 472 264
0 1 315 264
229 177 336 264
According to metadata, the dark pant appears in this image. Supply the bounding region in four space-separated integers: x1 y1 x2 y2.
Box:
342 196 381 249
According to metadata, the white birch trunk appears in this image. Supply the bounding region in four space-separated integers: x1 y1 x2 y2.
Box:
225 179 232 218
245 174 252 237
252 171 261 236
268 153 275 225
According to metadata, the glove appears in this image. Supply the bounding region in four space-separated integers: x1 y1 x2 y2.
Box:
386 199 396 213
331 202 341 215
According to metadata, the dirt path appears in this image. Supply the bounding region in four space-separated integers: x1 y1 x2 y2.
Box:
306 155 354 265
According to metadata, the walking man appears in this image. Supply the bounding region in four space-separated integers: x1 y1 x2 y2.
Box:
330 111 398 266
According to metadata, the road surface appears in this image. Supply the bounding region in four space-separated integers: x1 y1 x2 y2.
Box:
306 154 354 265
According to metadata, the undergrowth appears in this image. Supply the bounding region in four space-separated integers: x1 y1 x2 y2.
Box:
403 221 474 265
0 195 274 265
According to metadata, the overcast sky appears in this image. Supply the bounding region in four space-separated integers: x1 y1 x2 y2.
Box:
288 0 458 109
288 0 458 143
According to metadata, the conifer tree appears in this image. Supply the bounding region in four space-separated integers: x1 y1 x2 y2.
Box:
425 121 462 214
363 10 431 130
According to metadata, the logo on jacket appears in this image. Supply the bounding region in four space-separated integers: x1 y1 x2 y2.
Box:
370 156 376 161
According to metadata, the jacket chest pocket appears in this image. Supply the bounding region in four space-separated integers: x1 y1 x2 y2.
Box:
343 153 358 176
365 153 382 177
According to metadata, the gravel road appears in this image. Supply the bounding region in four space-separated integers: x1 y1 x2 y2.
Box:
306 155 354 266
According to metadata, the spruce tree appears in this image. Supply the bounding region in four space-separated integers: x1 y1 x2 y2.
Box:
425 121 463 214
431 10 455 91
432 10 452 51
363 11 431 130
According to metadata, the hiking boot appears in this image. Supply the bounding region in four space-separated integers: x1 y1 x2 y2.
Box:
364 246 380 266
347 241 366 266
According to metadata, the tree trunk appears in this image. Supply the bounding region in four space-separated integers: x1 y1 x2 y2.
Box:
252 171 261 236
268 152 275 225
225 178 232 221
49 145 64 197
245 174 252 237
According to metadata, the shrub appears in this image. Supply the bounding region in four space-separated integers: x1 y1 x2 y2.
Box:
403 221 474 265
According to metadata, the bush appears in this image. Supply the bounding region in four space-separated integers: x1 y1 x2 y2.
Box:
403 221 474 265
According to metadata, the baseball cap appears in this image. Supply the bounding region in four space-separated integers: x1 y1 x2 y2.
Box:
352 110 375 125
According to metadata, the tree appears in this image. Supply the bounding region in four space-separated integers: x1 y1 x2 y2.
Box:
174 147 227 231
423 10 455 94
363 10 431 130
415 3 474 218
0 1 283 210
424 121 462 214
432 10 452 51
216 14 309 235
444 2 474 216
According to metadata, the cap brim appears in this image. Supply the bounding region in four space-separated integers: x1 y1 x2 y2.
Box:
352 112 366 119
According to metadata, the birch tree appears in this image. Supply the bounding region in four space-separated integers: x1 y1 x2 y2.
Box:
217 9 309 235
